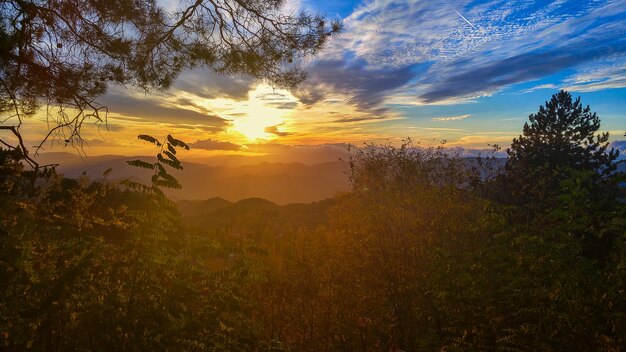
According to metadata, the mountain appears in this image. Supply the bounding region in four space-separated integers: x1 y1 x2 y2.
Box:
178 197 337 235
34 152 348 204
177 197 233 218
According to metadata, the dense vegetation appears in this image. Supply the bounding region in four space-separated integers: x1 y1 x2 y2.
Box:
1 91 625 351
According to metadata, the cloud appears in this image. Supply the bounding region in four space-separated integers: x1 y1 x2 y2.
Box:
266 101 299 110
174 69 255 101
431 114 471 121
333 112 391 123
101 92 228 131
562 59 626 92
93 123 125 133
264 125 293 137
189 139 242 151
521 84 559 93
295 59 419 112
300 0 626 107
418 39 626 103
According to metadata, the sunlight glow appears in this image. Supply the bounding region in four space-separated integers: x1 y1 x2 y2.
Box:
170 83 298 142
232 115 281 140
227 84 296 141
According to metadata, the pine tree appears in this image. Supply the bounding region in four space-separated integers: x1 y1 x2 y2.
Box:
500 90 623 259
507 90 618 179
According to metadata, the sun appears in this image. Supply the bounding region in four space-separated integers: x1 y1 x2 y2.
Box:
174 83 298 142
227 84 297 141
231 113 283 140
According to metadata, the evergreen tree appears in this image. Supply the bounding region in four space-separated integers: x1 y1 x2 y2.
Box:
502 90 620 216
499 90 623 261
507 90 618 178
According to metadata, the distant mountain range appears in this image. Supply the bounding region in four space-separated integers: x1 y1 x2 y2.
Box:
34 152 625 204
34 152 349 204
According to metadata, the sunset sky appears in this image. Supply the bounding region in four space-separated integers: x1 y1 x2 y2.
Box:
27 0 626 161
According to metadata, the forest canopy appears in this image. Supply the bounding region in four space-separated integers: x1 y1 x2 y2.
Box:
1 90 625 351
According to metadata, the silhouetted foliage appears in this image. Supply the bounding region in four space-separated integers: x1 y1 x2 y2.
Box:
493 90 623 260
501 90 621 216
126 134 189 193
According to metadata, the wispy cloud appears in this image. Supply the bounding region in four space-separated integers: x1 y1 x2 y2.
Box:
521 84 559 93
431 114 471 121
299 0 626 107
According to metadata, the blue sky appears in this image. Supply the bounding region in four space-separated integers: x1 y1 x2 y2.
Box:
287 0 626 147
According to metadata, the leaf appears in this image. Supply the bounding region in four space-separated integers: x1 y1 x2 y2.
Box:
155 163 167 175
154 178 182 189
127 159 155 170
167 134 190 150
157 153 182 170
163 150 179 164
159 172 180 184
138 134 162 146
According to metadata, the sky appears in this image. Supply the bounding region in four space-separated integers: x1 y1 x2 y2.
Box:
25 0 626 161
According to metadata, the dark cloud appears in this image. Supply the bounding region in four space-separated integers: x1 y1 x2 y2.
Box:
419 38 626 103
175 69 255 101
82 138 109 147
174 97 216 115
189 139 242 151
101 93 228 130
162 124 224 133
95 123 124 132
256 92 291 100
264 125 293 137
266 101 298 110
295 59 418 111
333 108 390 123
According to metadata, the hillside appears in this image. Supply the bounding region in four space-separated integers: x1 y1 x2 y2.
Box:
177 197 337 235
34 153 348 204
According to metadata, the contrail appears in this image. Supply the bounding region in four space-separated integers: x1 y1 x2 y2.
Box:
454 10 477 30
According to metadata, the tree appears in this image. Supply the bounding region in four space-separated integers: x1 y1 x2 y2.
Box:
507 90 618 176
0 145 270 350
0 0 340 162
501 90 621 217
